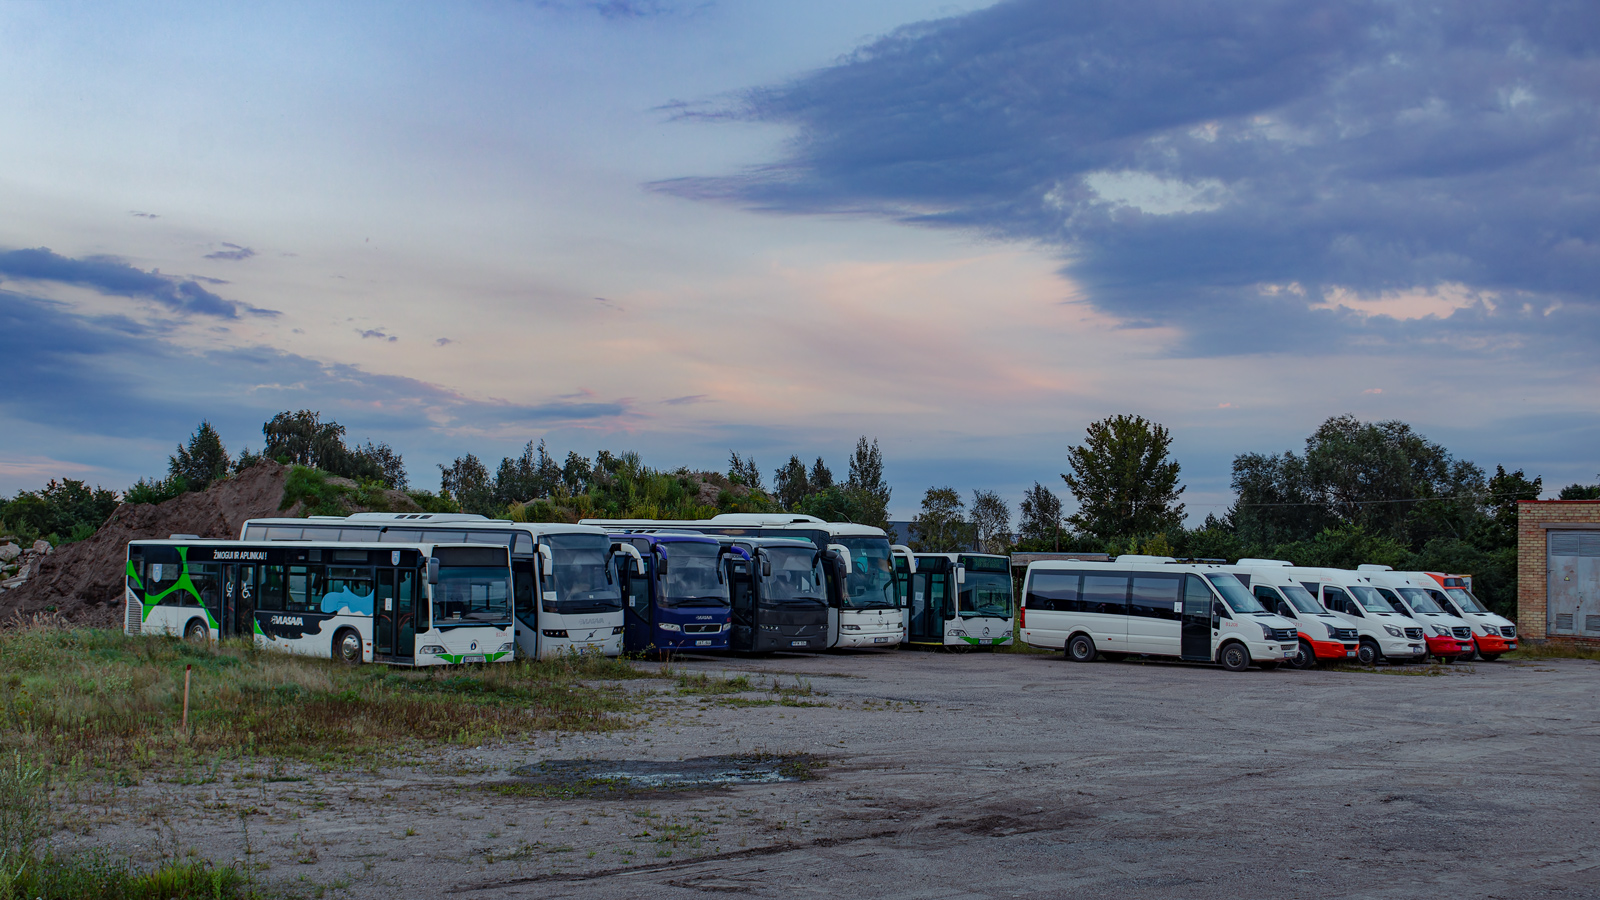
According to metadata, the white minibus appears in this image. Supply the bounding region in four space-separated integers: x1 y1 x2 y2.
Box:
1413 573 1518 660
1282 567 1427 665
1358 567 1476 662
1227 561 1358 668
1020 556 1298 671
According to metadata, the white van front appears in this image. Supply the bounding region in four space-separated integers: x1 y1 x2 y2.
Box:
1359 567 1476 662
1284 567 1427 665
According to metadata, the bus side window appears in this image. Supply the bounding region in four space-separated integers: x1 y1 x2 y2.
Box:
258 565 285 611
286 566 313 613
513 560 535 616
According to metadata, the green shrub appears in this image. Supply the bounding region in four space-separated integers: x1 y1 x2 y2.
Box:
124 474 188 506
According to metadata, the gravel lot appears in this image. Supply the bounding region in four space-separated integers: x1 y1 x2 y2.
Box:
74 650 1600 899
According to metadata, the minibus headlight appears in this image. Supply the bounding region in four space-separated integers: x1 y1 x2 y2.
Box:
1322 622 1340 640
658 622 682 632
1257 623 1274 640
1430 624 1452 637
1479 624 1496 636
1383 625 1403 638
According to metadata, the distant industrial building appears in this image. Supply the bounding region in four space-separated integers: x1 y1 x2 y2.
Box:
1518 500 1600 645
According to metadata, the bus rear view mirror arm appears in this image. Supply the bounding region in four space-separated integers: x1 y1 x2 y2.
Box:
827 544 853 575
611 542 646 575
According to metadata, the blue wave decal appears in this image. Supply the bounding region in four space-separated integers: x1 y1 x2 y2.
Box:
320 587 375 616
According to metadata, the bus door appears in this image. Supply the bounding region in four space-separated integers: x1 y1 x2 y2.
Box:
909 568 948 644
374 568 417 662
728 555 755 652
623 555 654 653
513 558 538 658
1180 575 1213 661
220 564 257 637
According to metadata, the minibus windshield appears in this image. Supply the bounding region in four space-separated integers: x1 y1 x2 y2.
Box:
1278 583 1325 615
1398 587 1445 614
1347 585 1394 613
661 542 729 608
1206 574 1268 614
761 548 826 607
1447 588 1489 614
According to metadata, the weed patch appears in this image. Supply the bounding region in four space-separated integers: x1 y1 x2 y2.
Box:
1505 641 1600 662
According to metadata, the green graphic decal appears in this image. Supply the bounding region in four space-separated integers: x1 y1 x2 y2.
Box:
958 634 1012 646
137 547 219 630
437 651 510 664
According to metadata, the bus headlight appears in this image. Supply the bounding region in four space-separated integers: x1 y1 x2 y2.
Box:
841 624 861 631
658 622 682 632
1383 625 1403 638
498 643 514 652
420 645 447 654
612 626 624 634
541 630 568 638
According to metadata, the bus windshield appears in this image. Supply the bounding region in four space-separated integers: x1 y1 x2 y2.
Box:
661 542 729 608
959 572 1013 618
1447 588 1489 614
434 566 511 624
1279 583 1325 615
1348 585 1394 613
840 537 897 610
1398 587 1445 614
761 547 827 607
1206 574 1268 614
546 534 623 615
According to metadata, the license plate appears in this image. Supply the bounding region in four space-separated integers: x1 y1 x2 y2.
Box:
790 640 807 647
464 655 485 663
695 640 712 646
978 638 992 644
1346 650 1357 657
1508 643 1516 649
873 637 889 643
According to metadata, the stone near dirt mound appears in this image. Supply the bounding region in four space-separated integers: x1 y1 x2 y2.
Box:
0 461 300 628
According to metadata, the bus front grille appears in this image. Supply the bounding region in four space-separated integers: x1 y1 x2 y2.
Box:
1403 627 1423 640
1452 626 1472 639
1333 628 1358 641
1500 625 1516 638
683 624 721 634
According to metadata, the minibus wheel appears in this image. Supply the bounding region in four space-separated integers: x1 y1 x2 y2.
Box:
1218 642 1250 672
1289 641 1317 669
1066 634 1097 662
1478 653 1500 662
183 619 207 642
334 628 363 664
1356 639 1381 666
1257 661 1279 671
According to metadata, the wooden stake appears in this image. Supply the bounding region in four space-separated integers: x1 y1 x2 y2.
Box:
182 664 192 736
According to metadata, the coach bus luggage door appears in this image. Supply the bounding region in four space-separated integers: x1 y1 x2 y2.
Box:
1180 575 1213 661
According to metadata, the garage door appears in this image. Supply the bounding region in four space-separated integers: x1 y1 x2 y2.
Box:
1547 531 1600 636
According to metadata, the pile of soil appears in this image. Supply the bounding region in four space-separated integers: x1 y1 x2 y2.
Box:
0 461 299 628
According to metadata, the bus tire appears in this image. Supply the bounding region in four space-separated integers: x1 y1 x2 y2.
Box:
1290 640 1318 669
1219 641 1250 672
184 619 208 642
1066 634 1097 662
1356 639 1382 666
334 628 363 665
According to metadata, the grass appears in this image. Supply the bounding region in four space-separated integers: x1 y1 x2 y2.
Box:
0 625 656 770
1504 641 1600 662
674 673 751 695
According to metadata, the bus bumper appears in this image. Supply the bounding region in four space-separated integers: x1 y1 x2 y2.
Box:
1424 635 1474 659
1475 634 1516 654
836 626 904 649
1305 636 1358 660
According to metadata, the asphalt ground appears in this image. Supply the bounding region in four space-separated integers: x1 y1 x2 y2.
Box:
73 650 1600 899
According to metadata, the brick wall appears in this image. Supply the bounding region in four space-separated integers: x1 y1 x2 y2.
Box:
1517 500 1600 646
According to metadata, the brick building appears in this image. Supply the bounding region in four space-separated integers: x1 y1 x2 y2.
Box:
1517 500 1600 645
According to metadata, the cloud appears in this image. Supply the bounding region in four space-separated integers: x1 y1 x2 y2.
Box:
204 243 256 261
435 338 454 347
129 211 158 219
536 0 703 19
0 246 278 318
661 394 710 406
657 0 1600 355
359 328 399 342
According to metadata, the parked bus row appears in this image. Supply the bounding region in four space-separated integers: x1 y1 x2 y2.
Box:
1018 556 1515 671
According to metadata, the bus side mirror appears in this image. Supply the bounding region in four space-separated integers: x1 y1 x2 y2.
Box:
955 565 966 585
761 553 773 578
827 544 852 575
656 555 668 577
538 544 554 572
427 558 440 586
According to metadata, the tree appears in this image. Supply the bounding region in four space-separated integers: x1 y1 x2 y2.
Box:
909 487 969 552
1228 451 1326 547
809 457 834 491
969 489 1012 554
263 410 347 469
1061 415 1185 542
727 451 764 491
1559 482 1600 500
1017 482 1064 550
561 451 592 495
1 479 119 543
1482 466 1541 547
773 455 811 510
349 440 407 490
796 484 865 523
169 421 231 492
439 453 494 515
845 437 891 530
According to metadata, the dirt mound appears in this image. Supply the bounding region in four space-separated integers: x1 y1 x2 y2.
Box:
0 461 298 627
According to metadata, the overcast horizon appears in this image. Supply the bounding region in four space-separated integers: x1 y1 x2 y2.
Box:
3 0 1596 520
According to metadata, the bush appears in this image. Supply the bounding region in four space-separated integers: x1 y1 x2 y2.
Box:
123 474 188 506
0 480 119 545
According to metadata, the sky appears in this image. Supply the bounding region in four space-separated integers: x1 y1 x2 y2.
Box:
1 0 1596 521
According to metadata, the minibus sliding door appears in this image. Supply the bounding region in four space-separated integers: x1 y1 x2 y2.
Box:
1180 575 1213 661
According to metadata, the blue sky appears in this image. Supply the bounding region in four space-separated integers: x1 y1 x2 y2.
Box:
2 0 1596 519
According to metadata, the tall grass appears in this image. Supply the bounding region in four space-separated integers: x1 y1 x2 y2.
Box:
0 626 652 770
1504 640 1600 662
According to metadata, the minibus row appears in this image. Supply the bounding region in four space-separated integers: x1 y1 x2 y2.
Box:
1018 555 1515 671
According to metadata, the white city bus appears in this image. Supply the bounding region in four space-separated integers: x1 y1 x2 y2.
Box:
126 537 514 666
581 514 912 649
906 553 1014 648
240 514 627 659
1020 556 1298 671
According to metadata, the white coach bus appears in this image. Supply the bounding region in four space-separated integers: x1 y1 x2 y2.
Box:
240 514 628 659
1019 556 1299 671
126 537 514 666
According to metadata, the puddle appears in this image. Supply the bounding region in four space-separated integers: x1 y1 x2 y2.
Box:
498 753 825 799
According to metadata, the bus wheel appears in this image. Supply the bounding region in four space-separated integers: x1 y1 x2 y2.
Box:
184 620 208 642
1066 634 1097 662
1219 642 1250 672
1290 641 1318 670
1356 639 1381 666
335 629 363 664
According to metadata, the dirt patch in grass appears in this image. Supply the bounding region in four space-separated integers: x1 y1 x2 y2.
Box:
493 753 828 800
0 625 658 770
